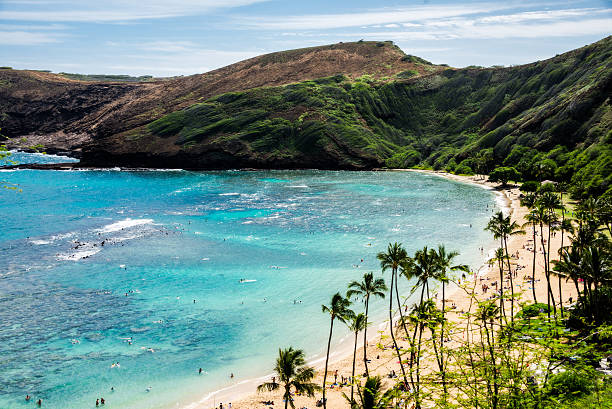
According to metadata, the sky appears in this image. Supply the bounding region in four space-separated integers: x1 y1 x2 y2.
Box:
0 0 611 76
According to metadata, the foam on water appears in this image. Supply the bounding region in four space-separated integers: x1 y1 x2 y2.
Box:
0 159 500 409
96 218 154 233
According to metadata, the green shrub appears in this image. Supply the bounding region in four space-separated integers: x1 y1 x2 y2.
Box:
520 181 541 192
545 369 596 399
519 302 551 317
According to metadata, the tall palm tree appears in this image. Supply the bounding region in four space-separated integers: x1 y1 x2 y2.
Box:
321 292 352 409
581 245 612 322
488 247 509 323
347 272 387 376
433 245 467 399
486 211 524 321
408 299 439 409
377 242 409 387
553 245 583 303
257 347 319 409
521 192 539 302
534 204 557 318
344 376 393 409
346 312 368 403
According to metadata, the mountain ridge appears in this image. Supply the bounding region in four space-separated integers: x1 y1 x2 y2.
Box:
1 37 611 196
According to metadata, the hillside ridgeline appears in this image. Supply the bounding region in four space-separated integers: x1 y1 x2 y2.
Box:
0 41 435 156
1 38 611 196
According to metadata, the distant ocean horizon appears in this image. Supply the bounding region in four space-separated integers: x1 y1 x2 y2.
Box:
0 153 499 409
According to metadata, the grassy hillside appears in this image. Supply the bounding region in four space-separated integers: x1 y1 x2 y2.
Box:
134 36 611 196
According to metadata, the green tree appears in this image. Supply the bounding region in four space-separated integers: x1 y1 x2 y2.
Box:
488 166 521 186
347 272 387 376
257 347 319 409
486 211 525 321
321 292 353 409
377 242 410 387
521 192 540 302
346 312 368 402
344 376 393 409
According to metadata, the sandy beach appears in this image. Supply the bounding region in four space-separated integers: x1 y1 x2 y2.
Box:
193 170 576 409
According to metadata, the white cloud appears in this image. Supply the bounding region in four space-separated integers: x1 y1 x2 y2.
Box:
0 0 269 22
238 3 515 30
0 30 63 45
478 8 607 24
346 17 612 41
0 23 68 30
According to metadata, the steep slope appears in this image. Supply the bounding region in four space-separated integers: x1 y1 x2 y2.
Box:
0 41 437 154
80 36 610 194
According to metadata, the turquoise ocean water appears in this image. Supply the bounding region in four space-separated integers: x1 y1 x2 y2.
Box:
0 153 499 409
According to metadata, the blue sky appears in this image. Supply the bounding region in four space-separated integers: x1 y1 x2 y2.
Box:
1 0 611 76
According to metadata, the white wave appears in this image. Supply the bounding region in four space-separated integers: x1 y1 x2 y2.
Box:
96 218 154 233
288 185 308 188
57 247 100 261
219 192 240 196
30 239 51 245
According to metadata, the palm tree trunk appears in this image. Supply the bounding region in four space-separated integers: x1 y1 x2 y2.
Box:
322 317 334 409
363 296 370 376
540 222 551 319
351 330 358 402
440 281 446 398
394 270 410 340
503 235 515 323
388 268 409 388
532 224 537 303
415 323 424 409
547 216 557 317
284 385 290 409
558 275 564 318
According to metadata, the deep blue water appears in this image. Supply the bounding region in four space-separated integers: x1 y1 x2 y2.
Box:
0 153 499 409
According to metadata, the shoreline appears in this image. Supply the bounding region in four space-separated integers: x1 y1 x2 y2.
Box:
199 169 575 409
184 169 510 409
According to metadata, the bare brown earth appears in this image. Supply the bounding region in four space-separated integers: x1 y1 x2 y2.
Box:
0 41 440 155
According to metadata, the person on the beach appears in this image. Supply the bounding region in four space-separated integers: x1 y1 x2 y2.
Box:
96 398 99 406
25 395 31 401
230 372 234 379
37 399 42 406
101 397 105 405
199 368 202 374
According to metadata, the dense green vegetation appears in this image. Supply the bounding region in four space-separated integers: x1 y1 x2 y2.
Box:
148 36 611 197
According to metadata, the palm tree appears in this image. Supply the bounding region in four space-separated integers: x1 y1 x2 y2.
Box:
347 272 387 376
408 299 439 409
486 211 524 321
344 376 393 409
377 242 409 387
581 245 612 322
321 292 353 409
488 248 509 323
534 203 557 318
257 347 319 409
553 245 583 303
433 245 467 399
346 312 368 403
521 192 539 302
